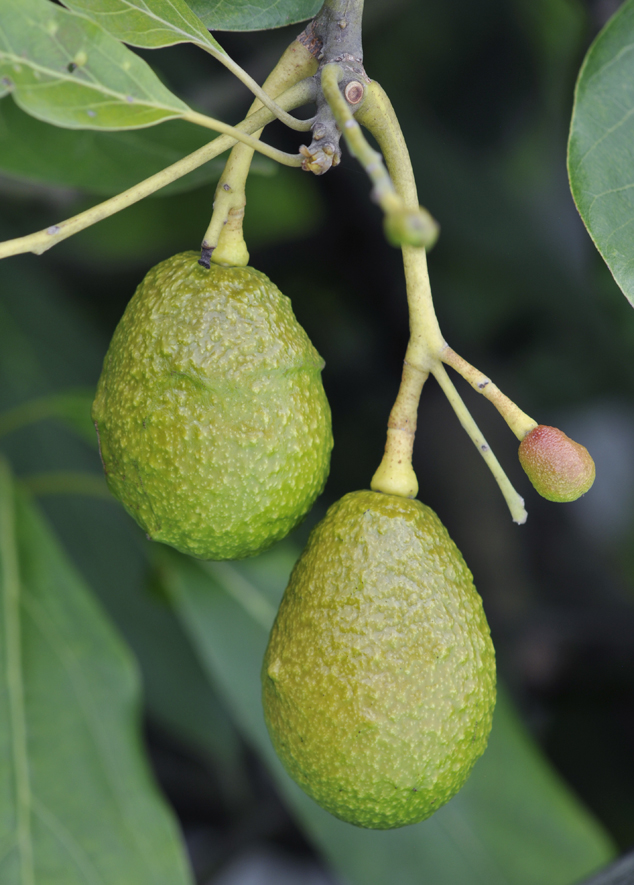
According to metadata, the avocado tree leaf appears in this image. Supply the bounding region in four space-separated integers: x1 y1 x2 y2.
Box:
568 0 634 306
61 0 226 54
186 0 322 32
164 546 614 885
0 457 193 885
0 0 191 131
53 495 251 806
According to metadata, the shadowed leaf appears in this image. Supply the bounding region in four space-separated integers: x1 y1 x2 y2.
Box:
0 457 193 885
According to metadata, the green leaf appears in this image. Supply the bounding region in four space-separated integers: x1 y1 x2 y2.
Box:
59 499 251 805
0 457 193 885
187 0 322 32
61 0 225 54
568 0 634 306
0 0 190 130
164 546 614 885
0 260 106 414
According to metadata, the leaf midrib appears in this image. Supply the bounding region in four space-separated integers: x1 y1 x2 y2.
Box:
0 462 34 885
0 49 186 115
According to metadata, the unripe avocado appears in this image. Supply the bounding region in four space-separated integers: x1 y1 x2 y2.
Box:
92 252 333 560
262 490 496 829
518 425 595 503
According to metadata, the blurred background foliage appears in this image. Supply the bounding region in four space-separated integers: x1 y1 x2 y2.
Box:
1 0 634 882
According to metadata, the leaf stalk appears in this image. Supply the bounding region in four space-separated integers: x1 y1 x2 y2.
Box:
200 45 315 133
183 111 304 167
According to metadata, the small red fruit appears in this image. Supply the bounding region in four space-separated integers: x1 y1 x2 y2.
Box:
518 425 595 503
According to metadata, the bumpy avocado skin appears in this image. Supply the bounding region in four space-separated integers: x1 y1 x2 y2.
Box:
92 252 333 560
262 490 496 829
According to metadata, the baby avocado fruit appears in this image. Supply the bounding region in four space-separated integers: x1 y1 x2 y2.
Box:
519 425 595 503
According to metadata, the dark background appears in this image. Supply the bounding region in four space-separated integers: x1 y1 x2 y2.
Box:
1 0 633 880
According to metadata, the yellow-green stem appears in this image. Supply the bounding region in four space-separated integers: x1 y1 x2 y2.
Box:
0 81 314 261
370 361 428 498
441 346 537 440
357 82 528 522
203 39 319 267
320 65 437 249
321 65 398 214
433 364 528 524
354 82 440 498
183 111 303 166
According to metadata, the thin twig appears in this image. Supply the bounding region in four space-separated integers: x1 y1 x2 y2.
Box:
433 364 528 524
201 47 314 133
200 38 319 267
440 346 537 440
183 111 303 166
357 81 528 522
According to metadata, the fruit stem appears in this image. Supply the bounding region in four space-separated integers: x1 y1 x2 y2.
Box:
0 80 316 261
356 82 528 522
440 346 538 441
320 65 438 248
369 361 428 499
201 38 319 269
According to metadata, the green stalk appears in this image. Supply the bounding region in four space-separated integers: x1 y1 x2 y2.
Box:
356 82 528 524
201 38 319 268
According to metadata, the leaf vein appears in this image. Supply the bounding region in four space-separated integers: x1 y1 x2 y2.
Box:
32 796 106 885
576 103 634 165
